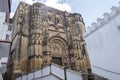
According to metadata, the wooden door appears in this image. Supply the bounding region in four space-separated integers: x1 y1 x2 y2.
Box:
52 57 62 66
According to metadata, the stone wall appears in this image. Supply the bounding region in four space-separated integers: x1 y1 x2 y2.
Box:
5 2 92 80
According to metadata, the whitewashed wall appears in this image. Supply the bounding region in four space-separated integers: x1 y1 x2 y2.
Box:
0 12 12 41
16 64 82 80
0 12 6 40
85 8 120 80
0 73 3 80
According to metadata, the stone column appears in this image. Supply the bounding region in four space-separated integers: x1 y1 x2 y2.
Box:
28 3 44 71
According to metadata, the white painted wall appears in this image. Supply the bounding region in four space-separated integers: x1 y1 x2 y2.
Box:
0 12 12 78
0 12 12 41
16 64 83 80
0 12 6 40
0 74 3 80
85 9 120 80
0 58 7 80
0 0 10 12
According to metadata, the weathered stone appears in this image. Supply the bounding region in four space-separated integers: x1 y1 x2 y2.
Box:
5 2 92 80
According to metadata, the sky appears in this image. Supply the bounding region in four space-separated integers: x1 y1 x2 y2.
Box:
11 0 120 28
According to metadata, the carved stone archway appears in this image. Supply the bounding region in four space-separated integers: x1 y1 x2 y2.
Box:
48 36 68 66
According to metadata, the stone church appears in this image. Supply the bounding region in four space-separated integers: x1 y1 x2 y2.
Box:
4 2 92 80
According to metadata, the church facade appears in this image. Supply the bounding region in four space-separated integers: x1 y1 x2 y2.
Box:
5 2 91 80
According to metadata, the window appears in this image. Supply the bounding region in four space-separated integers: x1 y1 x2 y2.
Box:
6 34 10 40
8 25 12 31
47 16 51 21
52 57 62 66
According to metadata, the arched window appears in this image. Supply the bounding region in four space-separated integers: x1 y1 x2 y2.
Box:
8 25 12 31
47 16 51 21
6 34 10 40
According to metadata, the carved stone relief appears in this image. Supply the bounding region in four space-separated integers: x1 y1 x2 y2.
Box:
6 2 92 80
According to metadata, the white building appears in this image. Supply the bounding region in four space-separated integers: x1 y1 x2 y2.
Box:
0 12 12 41
85 3 120 80
0 0 12 79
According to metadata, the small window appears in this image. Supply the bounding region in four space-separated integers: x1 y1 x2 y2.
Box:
47 16 51 21
6 34 10 40
8 25 12 31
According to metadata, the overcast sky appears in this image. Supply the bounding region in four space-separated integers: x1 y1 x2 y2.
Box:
11 0 120 27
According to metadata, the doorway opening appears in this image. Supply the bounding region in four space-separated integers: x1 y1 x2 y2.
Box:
52 57 62 66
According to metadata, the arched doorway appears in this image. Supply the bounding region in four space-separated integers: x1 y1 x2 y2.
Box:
48 36 67 66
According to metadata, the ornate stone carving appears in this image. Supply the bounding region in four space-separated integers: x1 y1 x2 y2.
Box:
6 2 92 80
